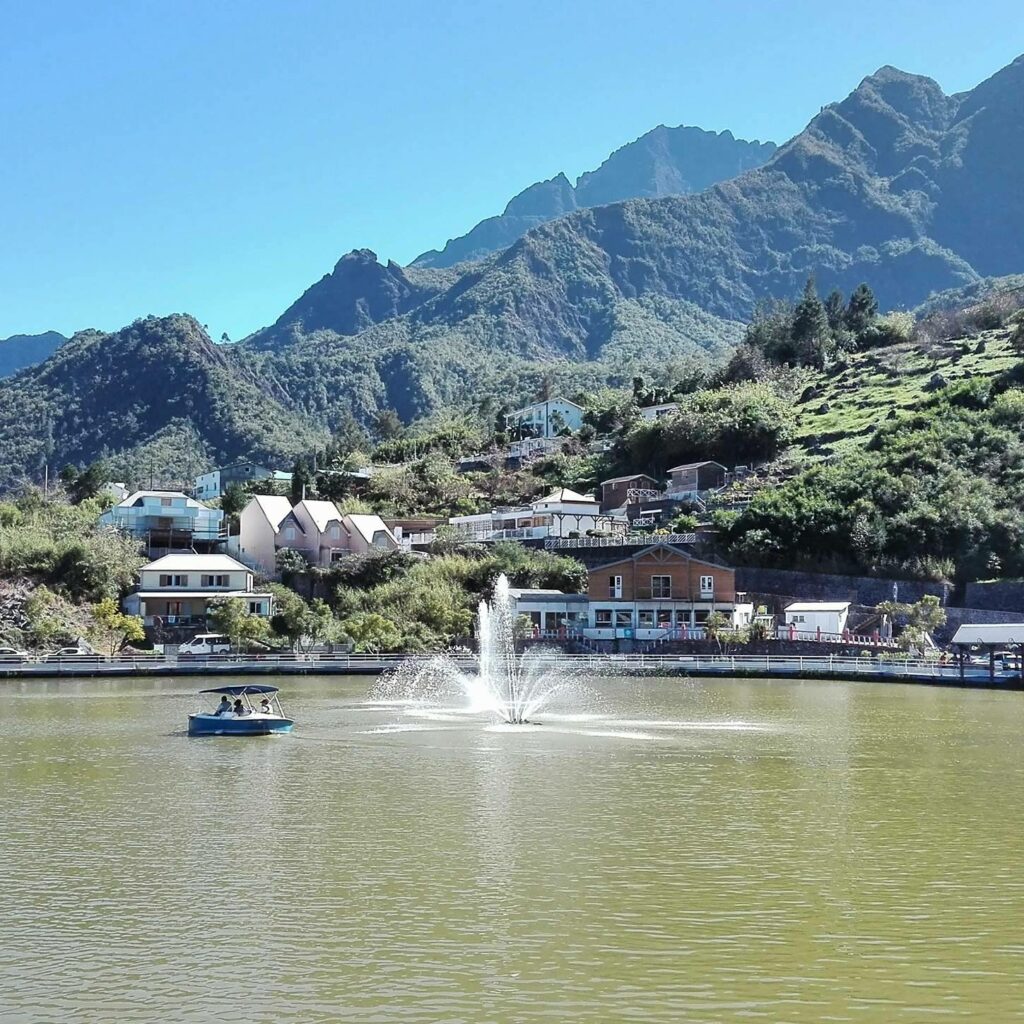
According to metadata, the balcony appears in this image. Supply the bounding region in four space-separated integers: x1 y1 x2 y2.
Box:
545 533 697 549
104 511 226 541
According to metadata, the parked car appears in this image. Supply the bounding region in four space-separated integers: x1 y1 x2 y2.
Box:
178 633 232 656
0 646 29 663
42 647 102 662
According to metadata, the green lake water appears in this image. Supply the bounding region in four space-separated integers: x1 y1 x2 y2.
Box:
1 675 1022 1023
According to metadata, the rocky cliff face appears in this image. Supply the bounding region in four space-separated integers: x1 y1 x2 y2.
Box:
412 126 776 268
249 249 451 347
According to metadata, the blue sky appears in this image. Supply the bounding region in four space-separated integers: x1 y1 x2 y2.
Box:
2 0 1022 341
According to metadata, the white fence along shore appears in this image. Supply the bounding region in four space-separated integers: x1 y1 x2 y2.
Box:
0 652 1020 687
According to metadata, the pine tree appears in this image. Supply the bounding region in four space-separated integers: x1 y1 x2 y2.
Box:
824 289 845 333
791 276 832 366
844 283 878 337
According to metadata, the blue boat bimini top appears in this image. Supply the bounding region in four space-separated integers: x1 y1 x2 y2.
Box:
198 685 280 696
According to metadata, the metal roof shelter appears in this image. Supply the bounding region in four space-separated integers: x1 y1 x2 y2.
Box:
950 623 1024 682
951 624 1024 645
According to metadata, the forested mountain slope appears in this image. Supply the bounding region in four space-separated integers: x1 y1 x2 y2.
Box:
244 56 1024 431
0 315 327 488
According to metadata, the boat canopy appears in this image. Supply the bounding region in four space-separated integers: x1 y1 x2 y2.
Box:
199 685 280 696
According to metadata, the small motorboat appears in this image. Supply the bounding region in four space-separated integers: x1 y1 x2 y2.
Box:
187 684 294 736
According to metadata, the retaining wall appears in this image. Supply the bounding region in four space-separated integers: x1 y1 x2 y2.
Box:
735 567 948 608
963 581 1024 614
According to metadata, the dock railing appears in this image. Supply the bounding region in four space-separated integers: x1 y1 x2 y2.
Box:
0 651 1014 684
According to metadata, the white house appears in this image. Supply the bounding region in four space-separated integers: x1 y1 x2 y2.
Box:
98 490 225 552
100 481 129 502
194 462 293 501
230 495 301 573
231 496 398 571
124 553 273 629
638 402 680 422
449 488 627 543
783 601 851 637
505 398 584 439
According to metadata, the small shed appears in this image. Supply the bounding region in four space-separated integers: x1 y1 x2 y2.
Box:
950 623 1024 682
784 601 850 636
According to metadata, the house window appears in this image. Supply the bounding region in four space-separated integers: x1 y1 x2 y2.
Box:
284 526 296 542
248 601 263 615
700 575 714 597
792 615 805 624
328 523 341 539
595 609 613 627
158 574 188 587
160 497 172 507
614 610 633 628
608 574 623 599
658 609 674 626
638 610 655 627
651 575 672 599
674 609 691 625
201 574 229 587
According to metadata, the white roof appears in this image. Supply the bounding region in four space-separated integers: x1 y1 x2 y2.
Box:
251 494 295 531
296 499 343 532
951 624 1024 645
142 553 251 573
509 397 584 415
785 602 851 613
115 489 193 507
535 487 597 504
346 513 393 546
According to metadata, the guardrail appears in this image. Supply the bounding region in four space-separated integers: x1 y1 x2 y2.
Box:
0 651 1017 685
544 533 697 549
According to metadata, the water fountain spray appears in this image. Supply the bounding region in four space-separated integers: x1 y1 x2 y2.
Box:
373 573 588 724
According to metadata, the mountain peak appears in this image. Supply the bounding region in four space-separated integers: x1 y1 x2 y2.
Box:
413 123 776 268
503 173 578 218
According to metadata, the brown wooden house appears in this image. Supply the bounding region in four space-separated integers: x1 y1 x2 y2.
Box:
583 542 749 640
599 473 660 512
665 461 726 497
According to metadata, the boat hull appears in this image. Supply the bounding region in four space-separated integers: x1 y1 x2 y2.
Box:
187 714 294 736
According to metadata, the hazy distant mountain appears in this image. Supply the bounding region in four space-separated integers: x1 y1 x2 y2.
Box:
2 53 1023 481
0 331 66 378
412 126 776 268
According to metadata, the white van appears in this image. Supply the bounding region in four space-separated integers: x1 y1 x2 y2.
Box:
178 633 232 656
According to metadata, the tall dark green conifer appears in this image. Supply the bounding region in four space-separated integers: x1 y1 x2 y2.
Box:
791 276 832 366
845 283 878 336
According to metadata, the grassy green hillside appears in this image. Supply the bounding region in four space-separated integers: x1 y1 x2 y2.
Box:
791 330 1020 461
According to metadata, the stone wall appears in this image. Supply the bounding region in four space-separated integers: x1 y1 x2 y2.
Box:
963 581 1024 614
735 566 948 609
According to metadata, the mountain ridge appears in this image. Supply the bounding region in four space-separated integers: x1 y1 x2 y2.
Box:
0 331 67 378
1 54 1023 485
412 125 776 268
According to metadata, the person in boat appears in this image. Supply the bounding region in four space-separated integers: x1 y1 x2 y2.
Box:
214 695 232 716
232 698 249 717
259 697 273 715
